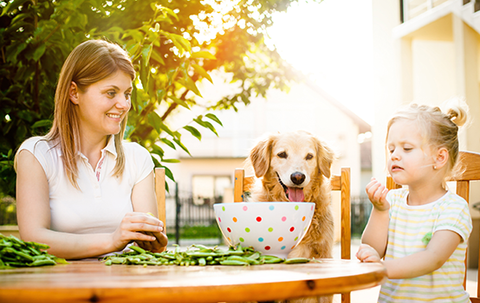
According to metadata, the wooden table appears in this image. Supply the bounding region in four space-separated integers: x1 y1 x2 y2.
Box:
0 259 386 303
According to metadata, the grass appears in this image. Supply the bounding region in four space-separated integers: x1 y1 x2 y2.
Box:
167 224 222 239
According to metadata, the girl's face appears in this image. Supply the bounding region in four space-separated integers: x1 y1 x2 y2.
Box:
386 119 436 186
72 71 132 141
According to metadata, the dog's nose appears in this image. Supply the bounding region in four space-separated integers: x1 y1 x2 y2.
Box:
290 172 305 185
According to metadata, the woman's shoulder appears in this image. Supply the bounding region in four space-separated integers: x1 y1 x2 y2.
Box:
122 141 149 153
18 136 54 154
121 141 152 161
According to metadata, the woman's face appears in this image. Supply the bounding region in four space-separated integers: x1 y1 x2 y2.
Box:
71 71 132 140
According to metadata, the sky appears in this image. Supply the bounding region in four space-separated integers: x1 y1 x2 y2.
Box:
266 0 374 124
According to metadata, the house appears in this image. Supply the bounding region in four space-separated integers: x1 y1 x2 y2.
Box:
163 72 371 241
371 0 480 266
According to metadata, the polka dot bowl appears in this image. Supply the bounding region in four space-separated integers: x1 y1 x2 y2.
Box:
213 202 315 259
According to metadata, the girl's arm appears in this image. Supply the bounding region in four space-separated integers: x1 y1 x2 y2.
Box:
130 171 168 252
358 230 461 279
16 150 163 259
382 230 461 279
361 178 390 257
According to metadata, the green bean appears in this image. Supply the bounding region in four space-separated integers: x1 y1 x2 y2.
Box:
284 258 311 264
219 259 249 266
100 243 317 267
0 233 67 268
30 259 56 266
129 245 146 254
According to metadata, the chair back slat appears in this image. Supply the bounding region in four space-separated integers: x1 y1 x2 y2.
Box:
155 167 166 233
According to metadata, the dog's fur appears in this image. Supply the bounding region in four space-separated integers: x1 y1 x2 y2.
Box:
246 130 335 303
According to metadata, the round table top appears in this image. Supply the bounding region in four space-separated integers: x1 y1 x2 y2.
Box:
0 258 386 303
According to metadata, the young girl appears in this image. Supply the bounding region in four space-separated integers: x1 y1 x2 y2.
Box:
356 102 472 302
15 40 168 259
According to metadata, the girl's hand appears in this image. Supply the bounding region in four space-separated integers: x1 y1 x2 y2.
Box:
356 244 381 263
111 212 167 252
366 178 390 211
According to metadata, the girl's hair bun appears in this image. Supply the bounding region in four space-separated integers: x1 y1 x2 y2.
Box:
444 98 468 127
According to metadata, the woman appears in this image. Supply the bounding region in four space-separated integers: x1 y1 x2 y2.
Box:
15 39 168 259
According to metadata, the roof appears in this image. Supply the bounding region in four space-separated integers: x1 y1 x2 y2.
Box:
304 79 371 134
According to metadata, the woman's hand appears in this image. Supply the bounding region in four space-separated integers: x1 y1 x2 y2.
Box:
356 244 381 263
111 212 167 252
366 178 390 211
135 213 168 252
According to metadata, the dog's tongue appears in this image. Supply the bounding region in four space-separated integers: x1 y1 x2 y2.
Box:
287 187 304 202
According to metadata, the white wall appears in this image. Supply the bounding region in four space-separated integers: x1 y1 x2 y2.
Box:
163 73 365 196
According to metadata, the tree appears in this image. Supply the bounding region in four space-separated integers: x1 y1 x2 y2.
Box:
0 0 316 197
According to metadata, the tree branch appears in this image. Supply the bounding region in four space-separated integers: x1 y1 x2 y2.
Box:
161 89 189 121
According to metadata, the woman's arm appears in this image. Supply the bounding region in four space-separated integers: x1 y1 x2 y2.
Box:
16 150 163 259
130 171 168 252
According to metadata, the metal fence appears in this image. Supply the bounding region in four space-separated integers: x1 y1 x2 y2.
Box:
0 192 373 241
351 196 372 237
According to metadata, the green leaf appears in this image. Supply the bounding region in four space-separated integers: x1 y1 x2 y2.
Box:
183 125 201 140
6 42 26 63
32 44 46 62
150 50 165 65
142 44 153 67
151 148 164 159
191 63 213 83
161 158 180 163
147 112 175 137
180 76 202 97
193 117 218 136
191 51 216 60
173 138 191 156
163 165 175 183
168 95 189 109
160 138 176 150
2 0 30 16
205 113 223 126
31 119 52 128
161 7 179 21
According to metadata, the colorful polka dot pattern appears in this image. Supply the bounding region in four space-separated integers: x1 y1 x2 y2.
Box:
213 202 315 258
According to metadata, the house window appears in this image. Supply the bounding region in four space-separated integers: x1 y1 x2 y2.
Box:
192 175 231 205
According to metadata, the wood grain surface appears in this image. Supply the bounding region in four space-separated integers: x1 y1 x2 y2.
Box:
0 259 386 303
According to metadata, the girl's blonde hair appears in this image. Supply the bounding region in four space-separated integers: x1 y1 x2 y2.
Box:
386 100 469 180
46 39 135 187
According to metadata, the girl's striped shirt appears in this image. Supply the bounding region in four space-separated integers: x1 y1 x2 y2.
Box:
378 189 472 303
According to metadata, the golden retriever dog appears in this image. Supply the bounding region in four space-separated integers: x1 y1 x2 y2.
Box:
247 130 335 303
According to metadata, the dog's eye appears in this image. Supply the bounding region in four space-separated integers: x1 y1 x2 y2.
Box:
305 154 314 160
277 152 287 159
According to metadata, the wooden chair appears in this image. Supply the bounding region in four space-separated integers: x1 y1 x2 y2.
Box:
155 167 167 234
234 167 352 303
386 151 480 302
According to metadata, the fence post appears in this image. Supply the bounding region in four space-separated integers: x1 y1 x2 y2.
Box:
175 182 180 244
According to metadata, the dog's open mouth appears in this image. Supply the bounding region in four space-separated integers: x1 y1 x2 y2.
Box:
277 173 305 202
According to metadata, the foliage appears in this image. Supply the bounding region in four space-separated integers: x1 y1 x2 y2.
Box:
0 196 16 225
167 224 222 240
0 0 316 197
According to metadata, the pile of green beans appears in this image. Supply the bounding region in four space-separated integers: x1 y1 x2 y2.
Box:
101 244 312 266
0 233 68 268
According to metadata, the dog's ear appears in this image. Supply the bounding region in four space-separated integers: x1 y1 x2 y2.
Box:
249 135 275 178
315 139 335 179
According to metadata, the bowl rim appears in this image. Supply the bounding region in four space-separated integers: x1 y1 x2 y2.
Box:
213 202 315 207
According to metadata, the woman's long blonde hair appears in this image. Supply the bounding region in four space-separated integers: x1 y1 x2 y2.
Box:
46 39 135 187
